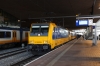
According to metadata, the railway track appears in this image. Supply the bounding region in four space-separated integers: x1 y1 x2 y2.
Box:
12 55 40 66
0 47 26 55
0 39 76 66
0 47 33 66
0 47 26 59
0 52 33 66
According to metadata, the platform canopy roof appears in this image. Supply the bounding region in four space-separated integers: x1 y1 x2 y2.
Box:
0 0 100 29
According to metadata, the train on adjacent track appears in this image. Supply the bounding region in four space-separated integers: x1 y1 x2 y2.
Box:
0 26 29 49
27 22 76 54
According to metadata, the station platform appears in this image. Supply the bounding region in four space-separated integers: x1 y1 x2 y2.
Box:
24 38 100 66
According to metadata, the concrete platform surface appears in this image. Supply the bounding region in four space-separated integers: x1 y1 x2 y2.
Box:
24 38 100 66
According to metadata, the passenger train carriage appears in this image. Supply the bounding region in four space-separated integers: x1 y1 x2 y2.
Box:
0 27 29 49
27 22 76 54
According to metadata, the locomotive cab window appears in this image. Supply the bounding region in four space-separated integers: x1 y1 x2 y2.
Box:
41 26 49 36
30 25 49 36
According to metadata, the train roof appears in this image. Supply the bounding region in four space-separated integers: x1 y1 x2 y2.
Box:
0 27 29 31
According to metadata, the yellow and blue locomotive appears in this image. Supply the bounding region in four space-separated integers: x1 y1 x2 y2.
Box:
27 22 75 54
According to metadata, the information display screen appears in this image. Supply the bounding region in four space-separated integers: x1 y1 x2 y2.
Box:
76 20 88 26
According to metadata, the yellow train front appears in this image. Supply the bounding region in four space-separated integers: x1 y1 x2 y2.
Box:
27 23 72 54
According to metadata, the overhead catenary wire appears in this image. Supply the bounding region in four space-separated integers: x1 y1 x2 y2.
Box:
29 15 100 19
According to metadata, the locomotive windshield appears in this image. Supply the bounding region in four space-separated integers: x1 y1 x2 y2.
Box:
30 25 49 36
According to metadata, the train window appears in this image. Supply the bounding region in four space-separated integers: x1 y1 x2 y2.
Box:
30 25 49 36
56 28 60 38
54 27 60 39
0 31 11 38
6 32 11 38
40 26 49 36
58 28 69 38
0 32 5 38
59 28 63 38
65 30 69 37
31 26 40 34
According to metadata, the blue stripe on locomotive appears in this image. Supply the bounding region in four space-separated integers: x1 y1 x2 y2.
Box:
52 27 69 39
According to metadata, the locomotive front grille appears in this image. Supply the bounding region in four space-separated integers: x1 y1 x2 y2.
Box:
28 44 50 51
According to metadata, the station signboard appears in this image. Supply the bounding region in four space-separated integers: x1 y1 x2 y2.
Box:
76 19 88 26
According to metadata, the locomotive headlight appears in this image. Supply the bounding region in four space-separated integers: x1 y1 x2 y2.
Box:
44 40 48 44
